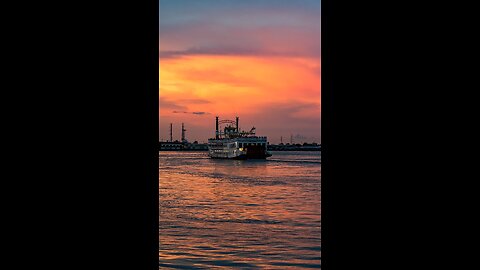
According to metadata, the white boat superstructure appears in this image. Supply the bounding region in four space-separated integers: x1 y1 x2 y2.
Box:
207 117 271 159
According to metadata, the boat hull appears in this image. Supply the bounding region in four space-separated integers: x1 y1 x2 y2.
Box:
209 155 270 160
208 142 271 160
209 152 272 160
210 154 248 160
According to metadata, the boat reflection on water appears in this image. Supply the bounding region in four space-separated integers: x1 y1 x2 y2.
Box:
211 158 268 183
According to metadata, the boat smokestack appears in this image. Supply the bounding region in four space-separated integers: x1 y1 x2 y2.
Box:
170 123 173 142
236 116 239 132
215 116 219 139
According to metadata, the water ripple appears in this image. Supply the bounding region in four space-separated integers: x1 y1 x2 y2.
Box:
160 151 321 269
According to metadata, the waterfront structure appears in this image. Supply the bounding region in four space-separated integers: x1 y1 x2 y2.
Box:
159 141 208 151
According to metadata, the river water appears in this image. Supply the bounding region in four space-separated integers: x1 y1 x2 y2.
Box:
159 151 321 269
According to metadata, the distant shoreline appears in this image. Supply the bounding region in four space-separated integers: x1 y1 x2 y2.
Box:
159 149 321 152
159 142 320 152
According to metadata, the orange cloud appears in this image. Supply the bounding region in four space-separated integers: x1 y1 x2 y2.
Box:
160 54 320 142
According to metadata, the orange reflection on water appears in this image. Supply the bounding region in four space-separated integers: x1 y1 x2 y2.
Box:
160 152 321 269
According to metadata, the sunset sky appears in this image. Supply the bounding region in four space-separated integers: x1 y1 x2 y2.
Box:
160 0 320 144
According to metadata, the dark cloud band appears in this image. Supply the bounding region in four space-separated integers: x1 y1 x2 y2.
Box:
172 111 211 115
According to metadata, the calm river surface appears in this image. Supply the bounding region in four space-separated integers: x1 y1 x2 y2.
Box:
160 151 321 269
